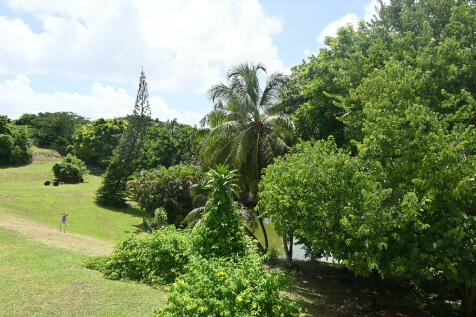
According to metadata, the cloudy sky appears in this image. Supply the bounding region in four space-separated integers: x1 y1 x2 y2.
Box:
0 0 381 125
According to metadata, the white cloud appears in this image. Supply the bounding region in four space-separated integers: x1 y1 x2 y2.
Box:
0 0 284 93
364 0 390 22
316 0 390 46
0 75 203 125
316 13 359 45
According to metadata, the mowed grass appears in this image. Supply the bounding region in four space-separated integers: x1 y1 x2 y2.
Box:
0 147 144 242
0 227 165 316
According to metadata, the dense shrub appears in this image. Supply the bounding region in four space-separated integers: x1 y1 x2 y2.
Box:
155 254 301 317
86 226 191 285
127 165 204 225
0 116 32 165
52 154 88 183
191 166 249 258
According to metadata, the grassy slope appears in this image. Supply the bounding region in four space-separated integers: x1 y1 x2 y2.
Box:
0 147 144 242
0 227 165 316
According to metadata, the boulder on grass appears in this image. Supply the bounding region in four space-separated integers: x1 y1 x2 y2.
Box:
44 181 50 186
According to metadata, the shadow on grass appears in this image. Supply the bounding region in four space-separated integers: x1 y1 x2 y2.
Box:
86 165 105 177
95 202 144 218
0 162 32 170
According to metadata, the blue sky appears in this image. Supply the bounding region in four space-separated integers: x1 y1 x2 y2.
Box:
0 0 379 125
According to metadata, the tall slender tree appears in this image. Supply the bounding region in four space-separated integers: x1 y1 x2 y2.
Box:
96 69 151 207
199 63 295 249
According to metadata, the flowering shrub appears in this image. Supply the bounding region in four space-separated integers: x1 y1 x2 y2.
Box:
85 226 191 285
155 254 301 317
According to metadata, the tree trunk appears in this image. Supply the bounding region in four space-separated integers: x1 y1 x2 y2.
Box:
283 233 293 266
461 284 476 317
244 226 266 254
258 218 269 251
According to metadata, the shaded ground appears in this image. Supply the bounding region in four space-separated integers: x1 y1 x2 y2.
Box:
281 260 460 317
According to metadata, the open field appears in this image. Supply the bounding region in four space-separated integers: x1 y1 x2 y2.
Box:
0 147 145 242
0 227 165 316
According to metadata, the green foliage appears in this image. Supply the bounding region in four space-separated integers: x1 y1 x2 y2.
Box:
137 119 199 170
85 226 191 285
259 139 392 274
150 207 168 230
275 0 476 312
73 118 127 168
127 165 204 225
191 166 249 258
52 154 88 183
96 70 151 207
0 116 32 165
15 112 88 155
156 254 300 317
200 63 295 194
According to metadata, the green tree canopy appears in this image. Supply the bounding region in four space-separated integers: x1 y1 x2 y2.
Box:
15 112 88 155
73 118 127 168
0 115 32 165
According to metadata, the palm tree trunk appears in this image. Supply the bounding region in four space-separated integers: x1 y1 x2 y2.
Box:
258 218 269 251
461 284 476 317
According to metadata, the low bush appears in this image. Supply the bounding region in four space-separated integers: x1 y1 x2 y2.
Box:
85 226 191 285
52 154 87 183
156 254 301 317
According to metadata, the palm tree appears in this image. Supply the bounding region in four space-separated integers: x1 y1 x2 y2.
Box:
199 63 295 250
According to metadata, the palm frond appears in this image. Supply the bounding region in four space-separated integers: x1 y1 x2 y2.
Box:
259 72 287 110
264 115 295 139
183 206 206 228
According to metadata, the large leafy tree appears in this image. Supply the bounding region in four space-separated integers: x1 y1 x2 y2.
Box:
73 118 127 168
269 0 476 314
96 70 151 207
200 63 295 249
0 115 32 165
136 119 198 170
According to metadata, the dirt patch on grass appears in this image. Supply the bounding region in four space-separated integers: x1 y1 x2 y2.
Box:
0 210 112 256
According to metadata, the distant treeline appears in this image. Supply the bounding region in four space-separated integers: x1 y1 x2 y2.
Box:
1 112 199 170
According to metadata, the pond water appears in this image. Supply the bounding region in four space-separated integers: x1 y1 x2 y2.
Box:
253 220 337 263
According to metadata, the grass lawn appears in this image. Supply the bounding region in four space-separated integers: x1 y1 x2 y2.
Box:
0 227 165 316
0 147 145 242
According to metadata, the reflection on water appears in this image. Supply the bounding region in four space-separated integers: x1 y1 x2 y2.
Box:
253 221 337 263
279 242 337 263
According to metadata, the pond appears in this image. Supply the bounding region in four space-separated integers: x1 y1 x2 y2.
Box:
252 221 337 263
